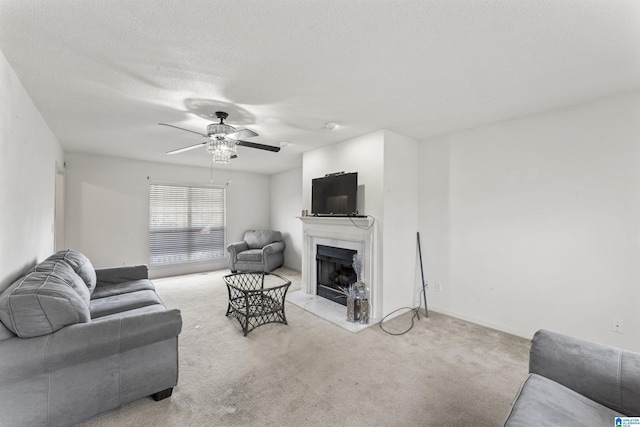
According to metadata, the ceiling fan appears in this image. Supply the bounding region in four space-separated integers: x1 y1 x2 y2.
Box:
158 111 280 164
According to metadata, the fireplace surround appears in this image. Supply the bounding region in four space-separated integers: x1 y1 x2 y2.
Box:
294 216 379 326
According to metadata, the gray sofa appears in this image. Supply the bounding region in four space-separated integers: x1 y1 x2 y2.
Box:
227 229 285 272
504 329 640 426
0 249 182 427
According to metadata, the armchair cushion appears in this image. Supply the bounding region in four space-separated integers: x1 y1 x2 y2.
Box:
237 249 263 263
244 230 282 249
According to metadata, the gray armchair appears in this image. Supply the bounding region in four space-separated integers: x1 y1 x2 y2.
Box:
227 230 285 272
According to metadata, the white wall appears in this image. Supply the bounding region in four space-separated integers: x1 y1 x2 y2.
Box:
0 49 64 291
419 91 640 351
270 168 303 270
382 130 419 312
64 153 271 278
302 131 385 219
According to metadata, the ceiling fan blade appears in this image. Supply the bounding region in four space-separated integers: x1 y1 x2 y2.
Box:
158 123 208 137
226 128 258 140
166 141 207 155
236 140 281 152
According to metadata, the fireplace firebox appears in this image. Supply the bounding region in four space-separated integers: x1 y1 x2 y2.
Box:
316 245 357 306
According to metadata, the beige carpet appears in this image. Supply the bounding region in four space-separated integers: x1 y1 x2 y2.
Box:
76 268 530 427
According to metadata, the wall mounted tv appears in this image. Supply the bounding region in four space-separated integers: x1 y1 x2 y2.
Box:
311 172 358 216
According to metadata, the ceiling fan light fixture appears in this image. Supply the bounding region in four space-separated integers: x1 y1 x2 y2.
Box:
212 150 231 164
206 138 237 164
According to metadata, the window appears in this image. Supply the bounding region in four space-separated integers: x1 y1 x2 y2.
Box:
149 183 226 267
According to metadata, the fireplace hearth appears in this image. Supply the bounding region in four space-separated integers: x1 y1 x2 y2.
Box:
316 245 357 306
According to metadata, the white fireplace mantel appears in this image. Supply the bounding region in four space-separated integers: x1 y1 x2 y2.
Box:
297 216 380 320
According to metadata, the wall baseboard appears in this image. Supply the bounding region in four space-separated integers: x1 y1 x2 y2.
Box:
428 305 533 341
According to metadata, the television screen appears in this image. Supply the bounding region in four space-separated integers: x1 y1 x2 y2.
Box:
311 172 358 216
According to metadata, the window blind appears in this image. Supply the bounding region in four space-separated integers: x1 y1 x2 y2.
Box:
149 184 226 267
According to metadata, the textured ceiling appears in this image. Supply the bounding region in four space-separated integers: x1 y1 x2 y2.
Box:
1 0 639 174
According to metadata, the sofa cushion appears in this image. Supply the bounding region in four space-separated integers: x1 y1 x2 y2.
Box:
89 290 163 319
237 249 263 263
45 250 97 294
92 303 166 321
503 374 623 427
95 265 149 286
34 259 91 306
0 271 91 338
91 279 156 300
244 230 281 249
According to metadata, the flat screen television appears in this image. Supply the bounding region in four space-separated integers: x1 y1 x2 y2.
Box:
311 172 358 216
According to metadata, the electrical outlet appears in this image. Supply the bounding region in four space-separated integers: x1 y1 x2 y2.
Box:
435 281 443 292
612 318 624 333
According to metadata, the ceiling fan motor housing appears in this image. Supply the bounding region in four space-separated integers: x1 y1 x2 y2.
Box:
207 122 235 139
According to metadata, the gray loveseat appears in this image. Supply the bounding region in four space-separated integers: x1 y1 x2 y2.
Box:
0 249 182 427
503 329 640 426
227 229 285 272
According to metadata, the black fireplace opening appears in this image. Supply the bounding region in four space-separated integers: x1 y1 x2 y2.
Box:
316 245 357 306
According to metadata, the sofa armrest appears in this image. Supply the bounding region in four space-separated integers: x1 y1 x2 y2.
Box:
262 241 285 255
45 308 182 372
529 329 640 415
0 308 182 382
95 265 149 286
227 241 249 261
